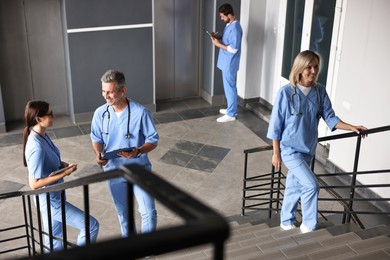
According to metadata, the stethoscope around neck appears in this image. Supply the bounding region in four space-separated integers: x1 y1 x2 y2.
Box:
290 85 322 119
101 98 131 139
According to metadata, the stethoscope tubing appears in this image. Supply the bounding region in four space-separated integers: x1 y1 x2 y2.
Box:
290 86 322 118
101 98 131 139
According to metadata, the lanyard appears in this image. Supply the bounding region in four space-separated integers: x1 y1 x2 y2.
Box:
31 129 61 163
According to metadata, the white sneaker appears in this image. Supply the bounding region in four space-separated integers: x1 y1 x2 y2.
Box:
219 109 227 114
300 223 314 233
216 114 236 123
280 223 296 231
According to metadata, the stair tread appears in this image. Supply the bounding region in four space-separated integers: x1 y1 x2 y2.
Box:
319 232 362 248
354 225 390 239
343 249 390 260
348 235 390 255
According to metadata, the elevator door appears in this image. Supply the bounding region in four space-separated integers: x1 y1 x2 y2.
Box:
155 0 200 101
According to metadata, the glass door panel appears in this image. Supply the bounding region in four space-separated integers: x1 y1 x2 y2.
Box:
310 0 336 85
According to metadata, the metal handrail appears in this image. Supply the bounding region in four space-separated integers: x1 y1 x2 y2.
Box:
242 125 390 229
0 164 230 259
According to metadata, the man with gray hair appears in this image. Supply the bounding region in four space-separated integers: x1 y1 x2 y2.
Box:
90 69 159 237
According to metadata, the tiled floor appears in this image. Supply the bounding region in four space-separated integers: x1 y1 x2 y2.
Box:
0 97 272 257
1 97 387 259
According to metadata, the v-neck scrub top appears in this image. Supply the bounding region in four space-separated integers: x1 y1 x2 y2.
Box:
267 83 341 159
90 100 159 171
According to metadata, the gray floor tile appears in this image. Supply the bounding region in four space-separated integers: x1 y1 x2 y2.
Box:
0 133 23 147
78 123 91 135
0 180 25 194
160 150 193 167
197 145 230 160
171 140 204 155
178 109 205 120
154 112 183 124
186 155 220 173
52 125 83 139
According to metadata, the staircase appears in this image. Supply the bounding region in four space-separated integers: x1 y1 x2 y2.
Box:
156 213 390 260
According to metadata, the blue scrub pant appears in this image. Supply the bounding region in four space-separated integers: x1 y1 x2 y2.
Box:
281 154 319 230
108 178 157 237
222 69 238 117
40 201 99 251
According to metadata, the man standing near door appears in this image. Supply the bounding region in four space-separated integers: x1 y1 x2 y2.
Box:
211 3 243 123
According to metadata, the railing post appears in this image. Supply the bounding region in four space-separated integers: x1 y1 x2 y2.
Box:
46 193 54 252
345 136 362 223
276 167 282 212
23 195 32 257
35 195 44 254
60 190 68 249
213 240 224 260
242 152 249 216
83 185 91 245
127 182 135 235
270 165 276 218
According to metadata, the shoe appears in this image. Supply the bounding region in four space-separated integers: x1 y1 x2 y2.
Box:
216 114 236 123
300 223 314 233
219 109 227 114
280 223 296 231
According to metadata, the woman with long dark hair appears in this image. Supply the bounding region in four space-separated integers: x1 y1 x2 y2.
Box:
23 100 99 251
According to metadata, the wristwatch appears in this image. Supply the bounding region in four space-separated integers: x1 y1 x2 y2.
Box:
135 148 142 157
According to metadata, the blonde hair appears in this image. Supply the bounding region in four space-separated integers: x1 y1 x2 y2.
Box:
289 50 320 87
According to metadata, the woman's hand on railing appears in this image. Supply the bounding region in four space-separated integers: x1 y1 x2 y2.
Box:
351 125 368 138
335 121 368 138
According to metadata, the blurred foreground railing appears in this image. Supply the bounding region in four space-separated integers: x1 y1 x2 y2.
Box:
0 164 229 259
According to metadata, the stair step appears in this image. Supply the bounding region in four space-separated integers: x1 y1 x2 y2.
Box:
306 244 359 259
232 222 269 235
224 245 262 260
348 235 390 255
155 221 390 259
319 232 362 248
281 240 325 258
354 225 390 239
325 222 362 236
293 229 333 245
343 249 390 260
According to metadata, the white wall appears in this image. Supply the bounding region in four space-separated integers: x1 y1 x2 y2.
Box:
328 0 390 198
240 0 390 199
237 0 267 99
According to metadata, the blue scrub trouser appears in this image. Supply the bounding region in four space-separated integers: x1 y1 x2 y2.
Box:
108 178 157 237
281 155 320 230
221 69 238 117
41 201 99 251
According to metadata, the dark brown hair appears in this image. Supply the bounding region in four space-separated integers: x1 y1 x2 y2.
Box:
22 100 50 166
219 3 234 16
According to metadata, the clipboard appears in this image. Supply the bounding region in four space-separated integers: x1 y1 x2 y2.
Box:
101 147 135 160
49 165 73 177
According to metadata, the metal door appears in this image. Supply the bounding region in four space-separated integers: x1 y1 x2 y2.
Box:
155 0 200 101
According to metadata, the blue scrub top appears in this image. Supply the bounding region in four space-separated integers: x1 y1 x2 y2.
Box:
90 99 159 172
217 21 243 72
25 134 64 209
267 83 341 159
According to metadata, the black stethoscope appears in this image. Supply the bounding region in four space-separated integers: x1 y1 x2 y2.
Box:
290 86 322 119
101 98 131 139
